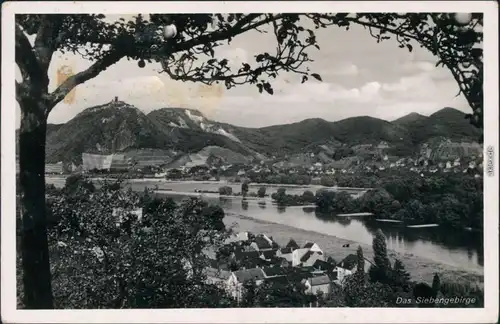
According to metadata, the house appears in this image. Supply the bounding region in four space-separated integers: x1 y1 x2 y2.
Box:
335 254 358 285
207 258 230 271
261 266 287 279
204 267 231 286
240 257 271 269
291 248 309 266
264 275 290 286
260 249 279 261
336 254 371 285
285 239 300 250
286 267 316 284
302 275 332 296
224 231 250 244
303 242 323 254
312 260 336 273
233 250 260 262
337 254 358 271
227 268 265 301
250 234 276 251
298 250 324 267
270 257 291 268
276 247 294 262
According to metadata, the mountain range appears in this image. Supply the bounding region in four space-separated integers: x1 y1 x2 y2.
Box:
17 100 482 167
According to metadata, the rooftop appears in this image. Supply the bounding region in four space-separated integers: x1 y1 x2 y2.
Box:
279 247 293 254
260 249 279 259
338 254 358 270
253 236 273 249
233 268 265 283
309 275 332 286
303 242 315 249
285 239 300 250
261 266 287 278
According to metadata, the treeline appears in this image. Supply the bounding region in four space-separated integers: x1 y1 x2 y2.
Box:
267 171 482 230
317 172 483 230
246 172 313 185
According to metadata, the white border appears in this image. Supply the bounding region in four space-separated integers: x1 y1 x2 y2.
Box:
2 1 498 323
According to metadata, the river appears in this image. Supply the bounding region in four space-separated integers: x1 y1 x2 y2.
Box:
46 177 484 272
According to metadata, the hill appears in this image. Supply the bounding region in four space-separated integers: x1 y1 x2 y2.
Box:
393 112 428 126
146 108 251 155
44 101 256 164
45 101 175 163
37 102 482 167
402 107 481 144
225 116 412 156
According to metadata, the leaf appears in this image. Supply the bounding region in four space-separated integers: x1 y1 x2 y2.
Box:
311 73 322 82
263 83 274 95
257 84 263 93
406 44 413 52
301 75 308 84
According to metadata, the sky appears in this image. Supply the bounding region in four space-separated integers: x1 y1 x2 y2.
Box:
15 14 472 128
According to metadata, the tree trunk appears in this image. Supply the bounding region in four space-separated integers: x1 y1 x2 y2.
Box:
18 98 54 309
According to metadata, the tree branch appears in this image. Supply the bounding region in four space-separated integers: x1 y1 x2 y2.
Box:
48 49 124 110
171 14 283 54
15 23 42 83
34 15 64 73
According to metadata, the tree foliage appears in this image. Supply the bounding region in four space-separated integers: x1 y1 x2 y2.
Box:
369 229 392 284
15 12 483 309
257 186 267 198
43 182 231 308
391 259 411 291
431 273 441 297
241 181 249 197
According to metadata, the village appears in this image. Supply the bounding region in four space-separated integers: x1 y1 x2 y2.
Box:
202 231 369 303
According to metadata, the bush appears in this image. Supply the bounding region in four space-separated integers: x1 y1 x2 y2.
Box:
64 174 95 194
218 186 233 196
302 190 315 203
257 186 266 198
241 181 249 196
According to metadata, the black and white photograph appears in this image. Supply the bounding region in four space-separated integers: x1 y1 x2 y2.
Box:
2 1 498 323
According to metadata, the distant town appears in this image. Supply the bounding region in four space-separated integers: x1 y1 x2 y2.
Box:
34 145 483 181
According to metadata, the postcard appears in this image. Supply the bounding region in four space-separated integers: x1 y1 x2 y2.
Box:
2 1 498 323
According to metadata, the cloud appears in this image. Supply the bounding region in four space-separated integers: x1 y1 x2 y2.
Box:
326 63 359 76
400 60 436 73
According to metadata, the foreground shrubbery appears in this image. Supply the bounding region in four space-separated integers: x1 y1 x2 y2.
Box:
18 177 235 309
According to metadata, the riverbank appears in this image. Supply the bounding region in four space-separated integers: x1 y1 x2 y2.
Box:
223 212 484 287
